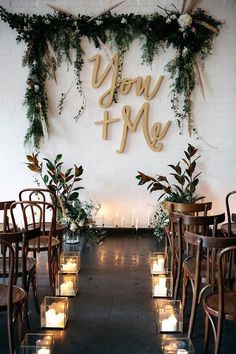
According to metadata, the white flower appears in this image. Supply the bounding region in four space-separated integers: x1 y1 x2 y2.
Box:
170 14 177 20
121 17 127 24
177 13 192 28
44 19 50 25
166 18 171 24
182 47 188 56
70 221 78 232
78 220 84 227
96 19 103 25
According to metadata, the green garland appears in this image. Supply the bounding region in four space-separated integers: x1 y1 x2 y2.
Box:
0 5 222 147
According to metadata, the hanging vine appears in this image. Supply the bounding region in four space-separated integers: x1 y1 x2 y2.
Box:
0 2 222 148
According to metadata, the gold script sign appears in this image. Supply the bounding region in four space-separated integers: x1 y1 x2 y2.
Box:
89 53 171 153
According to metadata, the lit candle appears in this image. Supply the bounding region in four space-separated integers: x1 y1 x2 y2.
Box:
45 307 65 327
135 218 139 230
121 216 124 228
153 275 167 297
147 211 150 227
161 313 177 332
131 210 134 227
62 260 77 272
60 280 74 296
37 349 50 354
152 257 165 273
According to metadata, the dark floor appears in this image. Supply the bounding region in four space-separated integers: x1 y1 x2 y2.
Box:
1 234 236 353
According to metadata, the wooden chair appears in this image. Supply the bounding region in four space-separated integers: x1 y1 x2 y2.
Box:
0 239 27 354
1 203 42 313
10 200 60 294
182 225 234 339
165 202 212 299
0 200 15 233
203 244 236 354
221 191 236 238
19 188 65 243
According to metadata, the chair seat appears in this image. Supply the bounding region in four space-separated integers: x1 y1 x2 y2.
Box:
203 291 236 320
28 235 60 251
0 257 36 275
0 284 27 309
28 222 64 235
221 222 236 237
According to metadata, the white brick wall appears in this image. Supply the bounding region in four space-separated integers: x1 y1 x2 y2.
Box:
0 0 236 226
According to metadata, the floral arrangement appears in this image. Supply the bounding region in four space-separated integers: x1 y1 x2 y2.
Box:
136 143 204 238
26 153 105 242
0 1 222 147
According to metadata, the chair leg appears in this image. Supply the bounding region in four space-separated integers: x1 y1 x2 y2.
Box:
203 313 210 354
188 280 199 338
174 261 182 300
7 304 14 354
31 268 40 313
182 267 189 312
215 315 223 354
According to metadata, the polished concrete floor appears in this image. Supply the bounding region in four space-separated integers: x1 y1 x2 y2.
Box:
1 234 236 353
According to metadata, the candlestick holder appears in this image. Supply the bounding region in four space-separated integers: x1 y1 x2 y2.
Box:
150 253 167 275
152 272 172 298
55 272 78 296
41 296 68 329
156 300 183 333
20 333 53 354
60 252 80 273
161 336 195 353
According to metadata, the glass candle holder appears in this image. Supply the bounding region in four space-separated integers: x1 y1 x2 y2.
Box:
152 272 172 298
55 272 78 297
156 300 183 333
150 253 167 274
20 333 53 354
161 336 195 353
41 297 68 329
60 252 80 273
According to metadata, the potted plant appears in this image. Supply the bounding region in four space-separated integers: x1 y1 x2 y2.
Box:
136 144 204 238
26 153 105 243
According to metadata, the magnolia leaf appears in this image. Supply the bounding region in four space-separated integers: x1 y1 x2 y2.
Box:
68 192 79 200
55 154 62 164
43 175 49 184
65 175 74 182
74 164 83 177
65 168 73 177
28 164 39 172
26 154 34 162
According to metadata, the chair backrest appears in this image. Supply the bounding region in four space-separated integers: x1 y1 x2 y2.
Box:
0 200 15 233
0 226 41 288
0 239 14 303
180 213 225 237
19 188 58 209
184 231 236 286
10 200 56 252
225 190 236 237
166 201 212 215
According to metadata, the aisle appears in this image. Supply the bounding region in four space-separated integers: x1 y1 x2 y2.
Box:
53 235 159 354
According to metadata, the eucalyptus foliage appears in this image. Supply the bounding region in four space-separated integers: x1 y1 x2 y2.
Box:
0 5 222 147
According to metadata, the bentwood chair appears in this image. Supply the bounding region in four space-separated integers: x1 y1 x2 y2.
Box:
10 200 60 294
203 244 236 354
165 202 212 299
19 188 64 249
221 191 236 238
1 204 42 313
0 200 15 233
182 224 234 340
0 239 27 354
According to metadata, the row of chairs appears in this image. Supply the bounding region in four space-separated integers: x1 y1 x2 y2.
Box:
0 188 65 354
165 191 236 354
